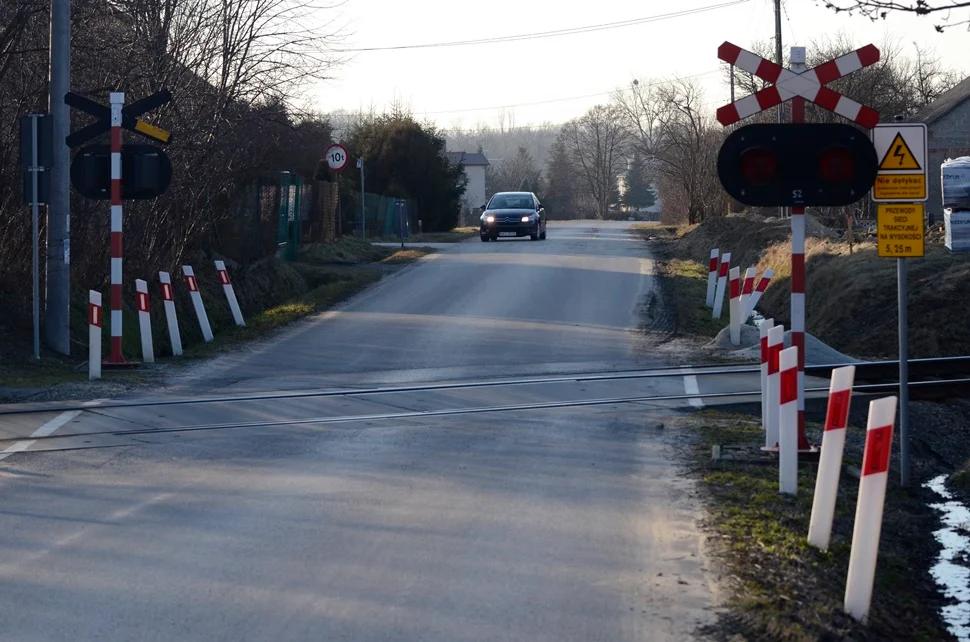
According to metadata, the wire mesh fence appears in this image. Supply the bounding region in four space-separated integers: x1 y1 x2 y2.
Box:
340 192 419 240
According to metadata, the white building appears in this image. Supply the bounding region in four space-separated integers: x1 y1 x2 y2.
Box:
446 151 490 224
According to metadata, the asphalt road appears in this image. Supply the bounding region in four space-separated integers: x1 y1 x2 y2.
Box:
0 221 723 641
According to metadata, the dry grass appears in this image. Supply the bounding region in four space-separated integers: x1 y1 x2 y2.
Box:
299 237 394 264
758 243 970 359
381 247 436 264
662 214 970 359
367 227 478 243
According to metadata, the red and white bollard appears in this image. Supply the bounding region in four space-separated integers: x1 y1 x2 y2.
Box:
779 345 799 495
89 291 102 381
728 267 741 346
706 248 719 308
159 272 183 356
182 266 213 342
712 251 731 320
760 318 775 444
739 267 757 320
135 279 154 364
844 396 898 623
215 260 245 327
808 365 856 551
765 324 784 451
744 268 775 320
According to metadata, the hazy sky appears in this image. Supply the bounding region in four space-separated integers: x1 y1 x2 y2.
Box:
310 0 969 130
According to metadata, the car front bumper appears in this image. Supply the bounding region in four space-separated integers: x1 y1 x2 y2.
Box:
481 222 536 237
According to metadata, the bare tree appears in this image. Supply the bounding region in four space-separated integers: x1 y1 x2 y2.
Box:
616 78 724 225
560 104 628 219
822 0 970 31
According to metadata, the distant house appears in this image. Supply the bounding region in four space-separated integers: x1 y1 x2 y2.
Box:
445 151 490 219
916 76 970 216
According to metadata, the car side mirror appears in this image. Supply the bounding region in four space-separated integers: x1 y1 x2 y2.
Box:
481 204 487 211
536 203 542 210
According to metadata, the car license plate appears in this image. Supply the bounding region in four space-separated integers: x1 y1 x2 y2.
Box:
499 232 516 237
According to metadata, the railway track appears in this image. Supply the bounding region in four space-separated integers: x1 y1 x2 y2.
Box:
0 364 968 457
1 356 968 418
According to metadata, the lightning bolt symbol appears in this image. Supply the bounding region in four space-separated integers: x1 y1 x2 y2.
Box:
893 144 906 165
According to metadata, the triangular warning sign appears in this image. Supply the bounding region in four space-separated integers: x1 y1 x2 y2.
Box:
879 133 921 170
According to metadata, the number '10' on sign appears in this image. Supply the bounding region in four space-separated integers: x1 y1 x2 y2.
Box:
324 143 348 171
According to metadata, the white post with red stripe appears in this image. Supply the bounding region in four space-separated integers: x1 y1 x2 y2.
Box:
159 272 183 356
135 279 154 363
808 365 856 551
738 267 756 319
765 324 784 451
779 345 799 495
706 249 719 308
745 268 775 320
844 396 898 623
728 267 741 346
108 92 126 364
712 251 731 320
760 318 775 444
183 266 213 342
215 261 245 327
89 291 102 380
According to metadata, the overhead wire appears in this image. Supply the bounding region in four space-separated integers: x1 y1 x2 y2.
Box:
335 1 751 52
418 69 723 116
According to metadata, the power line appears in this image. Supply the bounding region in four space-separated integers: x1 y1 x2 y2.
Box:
335 1 751 53
782 0 798 44
420 70 722 116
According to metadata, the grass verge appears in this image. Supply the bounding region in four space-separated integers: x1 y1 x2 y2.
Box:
685 410 950 641
0 238 436 390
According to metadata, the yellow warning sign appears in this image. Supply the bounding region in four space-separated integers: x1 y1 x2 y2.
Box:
133 119 172 144
877 203 924 258
873 173 926 200
878 133 921 171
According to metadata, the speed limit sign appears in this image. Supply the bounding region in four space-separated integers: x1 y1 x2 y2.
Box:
324 143 349 171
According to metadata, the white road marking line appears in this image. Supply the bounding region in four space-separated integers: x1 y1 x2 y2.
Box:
0 399 103 461
681 366 705 408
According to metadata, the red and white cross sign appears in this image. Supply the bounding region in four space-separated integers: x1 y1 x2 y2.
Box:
716 42 880 128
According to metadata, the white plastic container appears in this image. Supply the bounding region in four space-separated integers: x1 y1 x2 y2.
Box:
945 208 970 253
942 157 970 210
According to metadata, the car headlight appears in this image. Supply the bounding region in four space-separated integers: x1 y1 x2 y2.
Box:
485 215 495 223
521 215 533 222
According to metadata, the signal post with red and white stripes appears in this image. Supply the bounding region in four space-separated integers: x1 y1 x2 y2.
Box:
107 92 127 364
716 41 880 452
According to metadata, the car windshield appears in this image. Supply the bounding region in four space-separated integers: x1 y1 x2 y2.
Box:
488 194 533 210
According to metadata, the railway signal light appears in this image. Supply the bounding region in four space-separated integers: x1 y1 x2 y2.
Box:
717 123 878 207
70 144 172 200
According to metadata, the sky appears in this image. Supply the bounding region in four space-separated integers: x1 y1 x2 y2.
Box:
309 0 970 131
